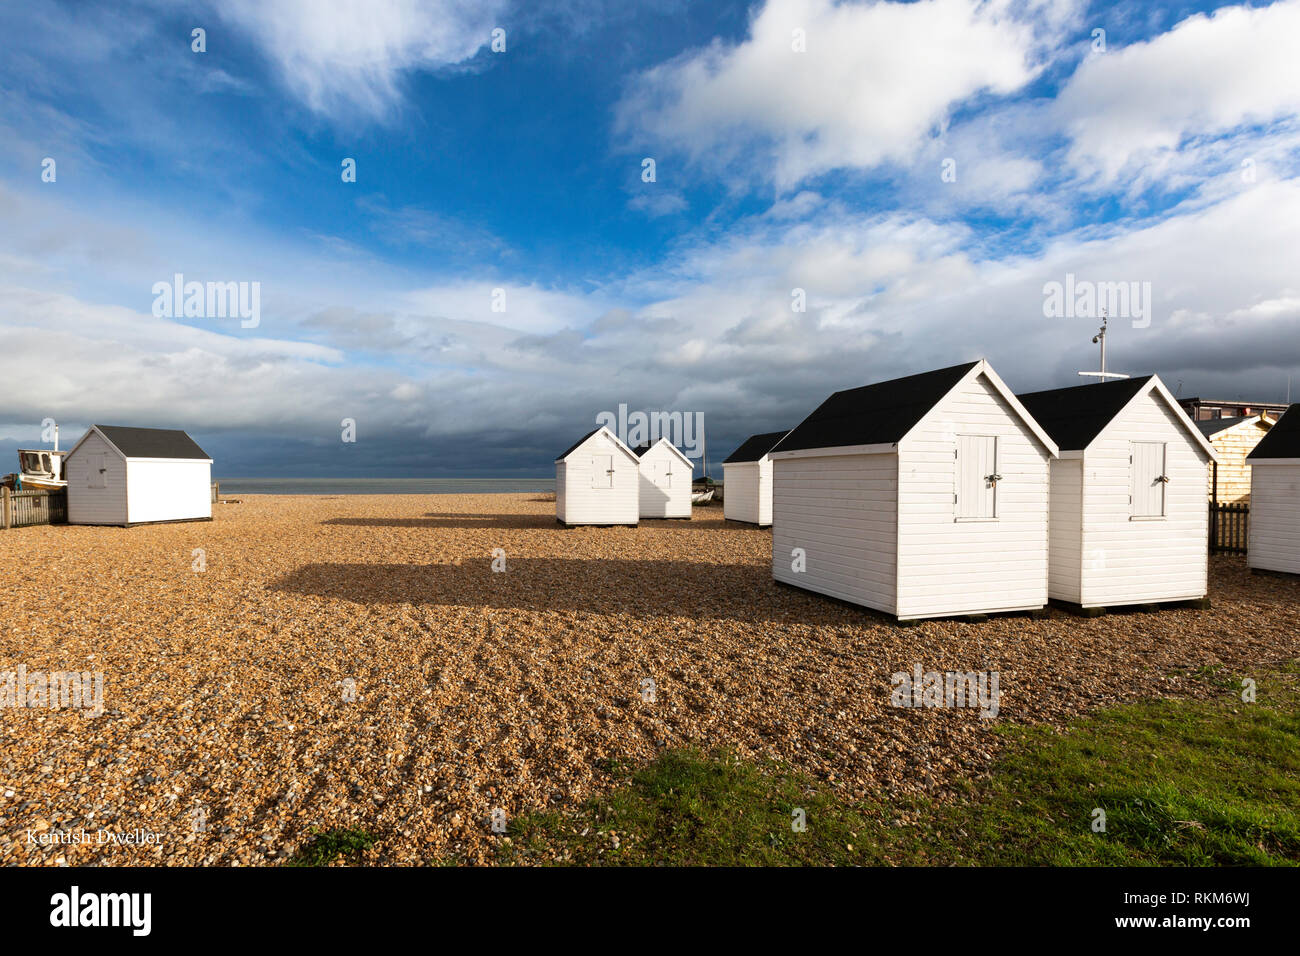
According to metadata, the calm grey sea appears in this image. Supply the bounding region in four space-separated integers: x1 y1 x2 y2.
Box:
215 478 556 495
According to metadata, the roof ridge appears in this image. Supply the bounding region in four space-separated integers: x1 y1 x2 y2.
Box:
1248 404 1300 459
770 361 983 455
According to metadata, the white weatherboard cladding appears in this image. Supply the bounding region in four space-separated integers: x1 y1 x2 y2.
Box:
1077 390 1209 606
896 373 1051 619
723 462 758 523
1047 458 1084 604
723 457 773 525
65 430 128 525
125 458 212 524
756 457 773 525
772 452 898 615
555 430 638 526
1248 463 1300 574
555 463 567 522
637 442 691 518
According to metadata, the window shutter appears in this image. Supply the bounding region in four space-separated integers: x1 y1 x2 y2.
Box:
956 435 997 518
1131 442 1167 516
89 453 107 490
591 454 614 489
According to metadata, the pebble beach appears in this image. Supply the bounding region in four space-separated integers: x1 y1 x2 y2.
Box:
1 493 1297 866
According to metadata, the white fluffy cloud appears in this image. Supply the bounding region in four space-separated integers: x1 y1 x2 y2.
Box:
1057 0 1300 181
617 0 1300 206
212 0 506 119
617 0 1052 188
0 285 348 431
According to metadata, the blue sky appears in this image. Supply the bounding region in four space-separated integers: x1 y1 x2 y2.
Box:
1 0 1298 476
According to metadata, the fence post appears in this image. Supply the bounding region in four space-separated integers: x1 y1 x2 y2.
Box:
2 486 9 530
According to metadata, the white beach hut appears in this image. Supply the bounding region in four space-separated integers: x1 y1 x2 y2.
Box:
1017 376 1218 610
1246 405 1300 575
721 430 788 526
64 425 213 526
632 438 693 519
769 360 1058 621
555 426 640 526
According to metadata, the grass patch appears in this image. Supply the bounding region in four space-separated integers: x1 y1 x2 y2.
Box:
501 748 874 866
1172 661 1239 690
286 827 376 866
895 665 1300 866
501 664 1300 866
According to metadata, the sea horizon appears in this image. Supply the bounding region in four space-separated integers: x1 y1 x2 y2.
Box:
214 477 557 495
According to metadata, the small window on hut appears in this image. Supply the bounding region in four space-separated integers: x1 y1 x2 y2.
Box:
955 435 998 520
1131 441 1167 518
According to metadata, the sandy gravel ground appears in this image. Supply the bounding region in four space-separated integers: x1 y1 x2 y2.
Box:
1 493 1297 865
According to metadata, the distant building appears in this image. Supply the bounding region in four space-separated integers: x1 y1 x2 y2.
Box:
1196 414 1275 503
632 438 692 519
554 426 639 526
1178 396 1290 421
722 430 789 527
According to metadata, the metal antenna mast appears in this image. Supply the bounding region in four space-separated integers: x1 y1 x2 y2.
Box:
1078 311 1130 382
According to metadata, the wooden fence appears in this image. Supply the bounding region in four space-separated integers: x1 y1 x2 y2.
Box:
1 487 68 529
1209 501 1249 555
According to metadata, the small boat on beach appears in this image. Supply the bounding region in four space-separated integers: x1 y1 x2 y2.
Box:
690 426 719 505
2 447 68 492
691 473 719 505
